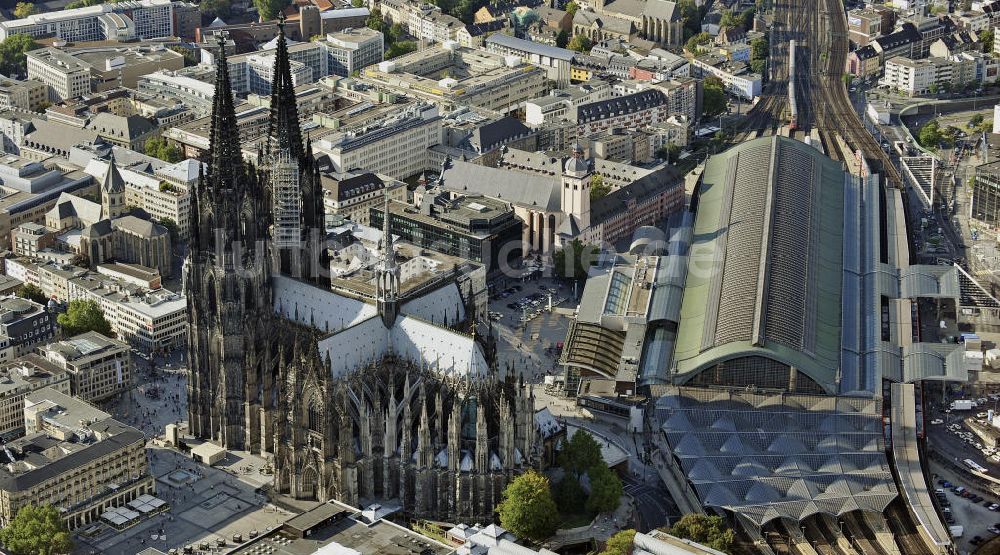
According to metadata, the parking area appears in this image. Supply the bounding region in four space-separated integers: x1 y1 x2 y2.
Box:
489 275 576 385
930 463 1000 553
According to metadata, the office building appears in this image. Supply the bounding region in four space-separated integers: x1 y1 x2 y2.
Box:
38 331 132 403
0 355 70 440
0 0 175 42
26 49 91 102
361 43 549 114
321 171 407 225
0 296 55 364
370 195 523 275
0 79 47 112
0 388 153 529
321 27 385 77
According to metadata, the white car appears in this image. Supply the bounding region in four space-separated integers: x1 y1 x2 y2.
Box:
931 419 944 425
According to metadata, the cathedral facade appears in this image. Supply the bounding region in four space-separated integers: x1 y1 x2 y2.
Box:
185 26 538 524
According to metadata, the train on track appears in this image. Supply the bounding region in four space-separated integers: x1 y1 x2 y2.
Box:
788 39 798 131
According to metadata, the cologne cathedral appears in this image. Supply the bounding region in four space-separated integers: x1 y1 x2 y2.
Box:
184 26 539 523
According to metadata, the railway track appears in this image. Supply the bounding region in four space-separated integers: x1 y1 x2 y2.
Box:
841 512 890 555
810 0 903 188
884 499 935 555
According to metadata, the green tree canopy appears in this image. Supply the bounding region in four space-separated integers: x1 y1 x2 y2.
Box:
367 7 387 32
352 0 364 6
554 475 586 513
684 31 711 53
253 0 289 21
600 529 637 555
918 119 945 148
556 29 569 48
980 28 994 53
16 283 46 305
65 0 101 8
496 470 559 543
199 0 231 18
0 505 73 555
559 430 603 478
553 239 599 281
750 36 768 61
970 113 985 129
677 0 701 37
387 40 417 59
567 34 592 52
667 514 735 553
565 1 579 15
144 137 183 163
586 464 623 514
702 76 727 117
57 299 113 338
589 174 611 201
0 34 39 76
388 23 405 43
14 2 38 18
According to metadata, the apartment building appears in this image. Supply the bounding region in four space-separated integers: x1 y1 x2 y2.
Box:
574 89 668 137
0 388 153 529
880 55 979 95
0 0 175 42
0 355 70 440
11 222 53 258
321 172 407 225
848 8 884 46
38 331 132 403
0 296 55 364
524 80 613 127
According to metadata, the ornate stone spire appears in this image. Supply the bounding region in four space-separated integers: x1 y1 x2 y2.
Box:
376 184 400 328
208 33 244 192
265 15 303 160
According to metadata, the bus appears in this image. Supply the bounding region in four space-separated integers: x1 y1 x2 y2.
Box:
964 459 989 473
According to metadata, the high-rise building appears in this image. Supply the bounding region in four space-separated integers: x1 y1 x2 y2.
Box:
0 0 175 42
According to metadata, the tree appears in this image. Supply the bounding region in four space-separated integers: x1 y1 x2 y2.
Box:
496 470 559 543
586 464 623 514
0 34 39 77
750 36 768 62
158 218 180 243
57 299 113 338
702 76 727 117
554 475 586 513
388 23 405 43
677 0 701 36
981 29 995 53
168 45 198 66
386 40 417 59
567 34 592 52
553 239 599 281
565 0 578 15
556 29 569 48
684 31 711 53
918 119 943 148
352 0 364 6
590 174 611 201
559 430 603 479
367 7 387 33
16 283 46 305
13 2 38 18
750 58 766 74
0 505 73 555
719 9 740 28
667 514 735 553
70 253 90 268
253 0 289 21
144 137 183 163
65 0 101 8
969 113 985 129
199 0 231 18
600 529 637 555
